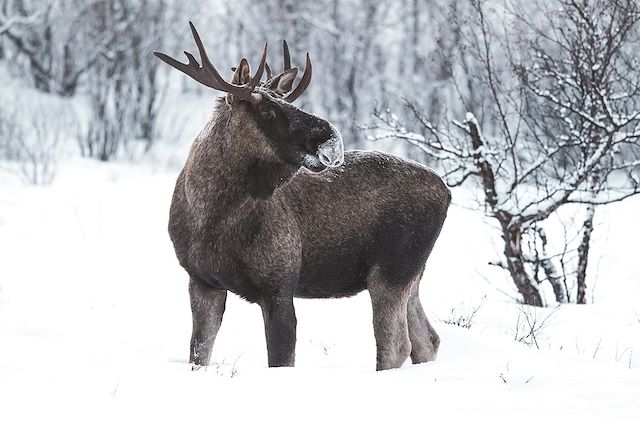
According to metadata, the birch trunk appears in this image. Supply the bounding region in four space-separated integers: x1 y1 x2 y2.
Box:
504 226 543 307
576 205 595 304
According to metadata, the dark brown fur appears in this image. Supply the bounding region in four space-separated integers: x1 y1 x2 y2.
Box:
170 92 450 370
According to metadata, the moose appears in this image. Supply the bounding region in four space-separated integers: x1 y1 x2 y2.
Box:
154 23 451 371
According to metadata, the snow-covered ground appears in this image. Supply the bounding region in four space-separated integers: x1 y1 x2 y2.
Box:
1 158 639 426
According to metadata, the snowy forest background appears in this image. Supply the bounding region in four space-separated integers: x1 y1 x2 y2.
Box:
1 0 640 424
1 0 639 306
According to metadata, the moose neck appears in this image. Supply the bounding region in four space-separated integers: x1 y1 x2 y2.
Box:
184 101 298 222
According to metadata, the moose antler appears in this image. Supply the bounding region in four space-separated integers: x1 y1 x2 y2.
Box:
154 22 266 103
283 40 292 71
280 40 312 103
265 62 273 80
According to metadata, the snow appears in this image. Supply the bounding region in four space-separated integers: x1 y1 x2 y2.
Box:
1 160 639 426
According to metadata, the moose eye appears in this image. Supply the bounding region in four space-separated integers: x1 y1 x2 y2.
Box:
260 109 276 121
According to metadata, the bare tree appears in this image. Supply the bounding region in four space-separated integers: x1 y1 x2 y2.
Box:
81 0 173 160
514 0 640 303
0 104 21 160
0 0 42 36
368 0 640 306
1 0 175 161
0 0 121 95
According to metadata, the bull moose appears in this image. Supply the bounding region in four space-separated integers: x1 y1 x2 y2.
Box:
154 22 450 371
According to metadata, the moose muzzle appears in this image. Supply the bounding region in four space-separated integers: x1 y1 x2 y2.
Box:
317 123 344 168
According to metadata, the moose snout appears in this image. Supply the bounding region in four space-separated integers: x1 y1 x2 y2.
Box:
318 148 342 167
317 123 344 168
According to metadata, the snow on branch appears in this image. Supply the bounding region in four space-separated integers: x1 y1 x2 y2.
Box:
0 5 43 36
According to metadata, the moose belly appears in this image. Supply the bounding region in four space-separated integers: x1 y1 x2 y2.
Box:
295 238 370 298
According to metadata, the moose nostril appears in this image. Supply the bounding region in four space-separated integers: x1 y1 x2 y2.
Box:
318 151 332 166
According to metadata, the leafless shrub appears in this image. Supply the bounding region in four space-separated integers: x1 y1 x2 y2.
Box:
513 305 560 349
193 357 241 378
0 103 73 185
443 296 486 329
499 363 534 385
614 344 635 367
591 338 603 359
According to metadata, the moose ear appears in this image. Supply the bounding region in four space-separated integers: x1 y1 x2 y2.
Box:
265 68 299 96
231 58 252 85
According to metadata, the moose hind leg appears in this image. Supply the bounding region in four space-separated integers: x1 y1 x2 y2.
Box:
189 277 227 368
368 268 412 371
260 296 297 367
407 277 440 364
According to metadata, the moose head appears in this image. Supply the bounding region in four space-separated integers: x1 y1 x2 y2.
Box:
154 22 343 175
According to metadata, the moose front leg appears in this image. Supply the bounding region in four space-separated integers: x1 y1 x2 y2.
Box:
260 296 297 367
189 277 227 369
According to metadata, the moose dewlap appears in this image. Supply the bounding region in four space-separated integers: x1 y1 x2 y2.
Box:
155 22 451 371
